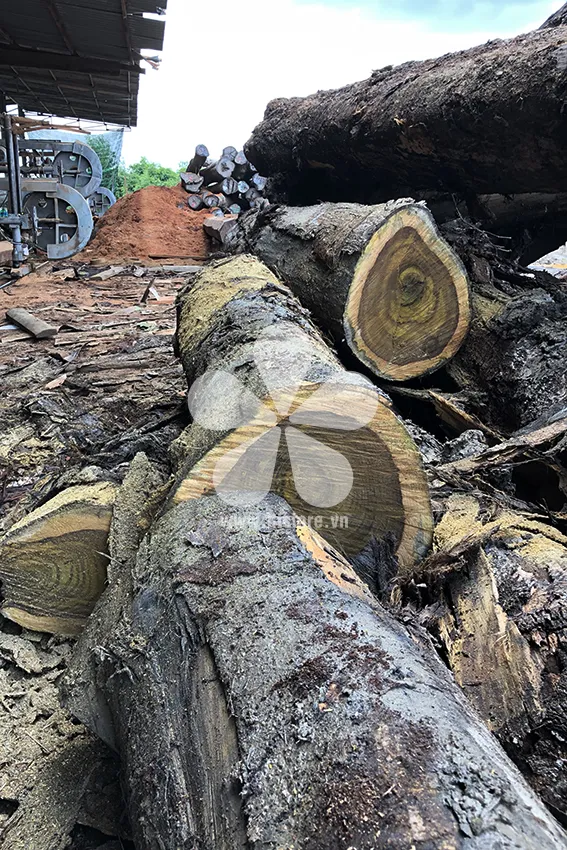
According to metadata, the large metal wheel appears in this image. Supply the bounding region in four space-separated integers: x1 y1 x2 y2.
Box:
52 143 102 198
22 182 93 259
90 186 117 217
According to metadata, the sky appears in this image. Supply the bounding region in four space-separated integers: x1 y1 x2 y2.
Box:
121 0 560 168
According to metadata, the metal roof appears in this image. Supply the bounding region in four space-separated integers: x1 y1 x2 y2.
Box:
0 0 168 127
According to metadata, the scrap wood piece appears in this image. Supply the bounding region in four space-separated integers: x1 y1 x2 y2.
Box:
413 493 567 817
439 412 567 475
6 308 58 340
0 481 117 635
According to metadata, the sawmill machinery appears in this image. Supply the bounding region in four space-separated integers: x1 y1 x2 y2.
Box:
0 114 116 266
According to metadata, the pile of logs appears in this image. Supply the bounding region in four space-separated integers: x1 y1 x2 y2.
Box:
2 4 567 849
180 143 270 217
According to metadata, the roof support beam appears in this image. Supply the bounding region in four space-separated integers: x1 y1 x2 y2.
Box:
42 0 76 54
0 48 144 76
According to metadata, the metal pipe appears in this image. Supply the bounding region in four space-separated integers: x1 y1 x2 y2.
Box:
2 113 25 264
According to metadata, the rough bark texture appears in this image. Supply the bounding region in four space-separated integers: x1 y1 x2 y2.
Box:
441 219 567 431
225 202 470 382
171 254 433 573
410 492 567 825
245 25 567 206
63 458 567 850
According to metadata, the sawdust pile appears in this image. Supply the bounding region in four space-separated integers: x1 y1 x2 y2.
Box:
80 184 211 263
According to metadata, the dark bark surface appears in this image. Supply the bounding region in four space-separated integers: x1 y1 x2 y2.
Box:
63 462 567 850
441 219 567 431
245 25 567 206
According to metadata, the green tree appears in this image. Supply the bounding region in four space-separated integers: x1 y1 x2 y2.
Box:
121 157 179 195
87 136 121 195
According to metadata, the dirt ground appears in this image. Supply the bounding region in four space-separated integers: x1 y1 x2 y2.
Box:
0 258 198 847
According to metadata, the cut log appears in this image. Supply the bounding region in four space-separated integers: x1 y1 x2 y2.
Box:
441 218 567 430
62 467 567 850
222 145 238 161
245 23 567 205
0 482 116 635
206 177 237 196
232 150 249 179
225 202 471 382
411 493 567 822
172 255 433 573
6 307 58 340
187 143 209 174
180 171 204 193
203 214 238 245
187 193 204 211
201 157 235 184
249 173 267 192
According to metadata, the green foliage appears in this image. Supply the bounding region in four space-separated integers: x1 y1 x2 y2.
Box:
87 136 121 196
86 138 179 199
120 157 179 195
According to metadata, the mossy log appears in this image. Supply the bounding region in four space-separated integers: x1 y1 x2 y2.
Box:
0 482 116 635
171 255 433 573
225 202 471 382
441 219 567 431
413 493 567 823
62 456 567 850
245 23 567 206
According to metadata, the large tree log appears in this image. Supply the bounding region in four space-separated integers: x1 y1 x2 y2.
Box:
62 456 567 850
171 255 433 574
440 219 567 431
408 492 567 824
225 203 471 382
245 23 567 207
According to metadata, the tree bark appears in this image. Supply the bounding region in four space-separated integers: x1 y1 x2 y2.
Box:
62 456 567 850
225 203 471 382
441 219 567 431
409 492 567 824
171 254 433 574
245 24 567 206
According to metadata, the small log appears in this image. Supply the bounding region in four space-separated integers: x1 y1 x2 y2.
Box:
206 177 237 196
245 186 261 202
6 307 58 340
232 150 249 179
172 255 433 570
249 173 267 192
222 145 238 161
62 470 567 850
226 202 241 215
187 144 209 174
187 194 204 211
203 193 227 209
225 202 471 382
180 171 204 193
203 214 238 245
0 482 116 634
236 179 249 194
201 157 235 184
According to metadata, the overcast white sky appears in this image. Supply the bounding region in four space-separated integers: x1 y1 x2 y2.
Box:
122 0 560 168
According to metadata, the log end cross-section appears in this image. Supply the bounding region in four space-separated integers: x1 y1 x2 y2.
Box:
0 482 116 635
344 205 471 381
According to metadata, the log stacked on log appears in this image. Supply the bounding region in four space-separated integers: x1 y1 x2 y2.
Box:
244 14 567 257
182 143 270 217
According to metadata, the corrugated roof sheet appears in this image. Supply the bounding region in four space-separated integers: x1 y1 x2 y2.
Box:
0 0 167 127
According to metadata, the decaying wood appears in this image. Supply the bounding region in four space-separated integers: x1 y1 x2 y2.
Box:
226 202 471 382
172 255 433 572
245 22 567 206
0 481 116 635
62 457 567 850
441 219 567 430
6 308 58 340
409 493 567 823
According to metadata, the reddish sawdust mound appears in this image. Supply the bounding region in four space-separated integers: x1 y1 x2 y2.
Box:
80 184 211 262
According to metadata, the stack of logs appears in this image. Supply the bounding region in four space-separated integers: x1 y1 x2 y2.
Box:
180 143 270 217
2 4 567 850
